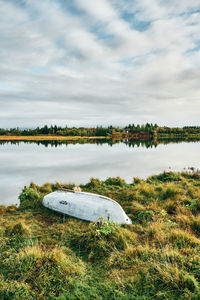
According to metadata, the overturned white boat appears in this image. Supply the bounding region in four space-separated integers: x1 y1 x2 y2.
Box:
42 190 132 224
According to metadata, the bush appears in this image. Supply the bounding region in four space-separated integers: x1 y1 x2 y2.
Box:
19 188 41 209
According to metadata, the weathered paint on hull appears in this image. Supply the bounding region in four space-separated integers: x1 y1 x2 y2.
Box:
42 191 132 224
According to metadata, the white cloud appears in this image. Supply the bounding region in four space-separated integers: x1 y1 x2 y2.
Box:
0 0 200 127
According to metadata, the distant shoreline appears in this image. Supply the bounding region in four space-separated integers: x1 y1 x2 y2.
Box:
0 135 109 141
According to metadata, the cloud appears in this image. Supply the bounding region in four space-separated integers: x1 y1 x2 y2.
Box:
0 0 200 127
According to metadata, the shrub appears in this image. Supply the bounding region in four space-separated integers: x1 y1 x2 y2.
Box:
19 188 41 209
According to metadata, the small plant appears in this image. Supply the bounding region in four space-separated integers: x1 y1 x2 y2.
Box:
95 217 117 236
186 199 198 212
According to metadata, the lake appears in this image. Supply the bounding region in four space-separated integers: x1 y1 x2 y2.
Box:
0 140 199 205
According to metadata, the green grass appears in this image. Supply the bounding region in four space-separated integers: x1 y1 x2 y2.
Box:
0 171 200 299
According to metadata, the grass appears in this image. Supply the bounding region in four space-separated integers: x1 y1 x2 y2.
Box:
0 171 200 299
0 135 109 141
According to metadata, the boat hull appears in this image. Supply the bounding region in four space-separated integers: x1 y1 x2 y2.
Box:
42 191 132 224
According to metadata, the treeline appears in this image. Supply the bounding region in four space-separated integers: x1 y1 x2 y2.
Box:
156 126 200 135
1 124 200 137
0 125 121 137
125 123 158 133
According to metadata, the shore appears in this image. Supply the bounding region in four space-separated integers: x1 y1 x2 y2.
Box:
0 171 200 299
0 135 109 141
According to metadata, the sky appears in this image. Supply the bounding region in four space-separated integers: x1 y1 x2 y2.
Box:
0 0 200 128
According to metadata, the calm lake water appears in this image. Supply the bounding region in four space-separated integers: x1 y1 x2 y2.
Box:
0 140 199 205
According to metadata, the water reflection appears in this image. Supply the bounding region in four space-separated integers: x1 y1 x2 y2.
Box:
0 139 199 205
0 137 200 148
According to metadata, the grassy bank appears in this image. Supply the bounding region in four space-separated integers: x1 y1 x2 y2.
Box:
157 133 200 140
0 172 200 299
0 135 109 141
